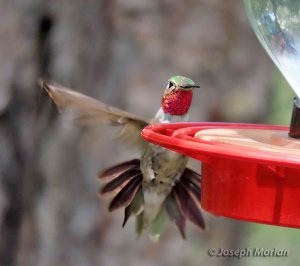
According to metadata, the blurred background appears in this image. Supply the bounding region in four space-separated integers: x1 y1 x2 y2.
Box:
0 0 298 266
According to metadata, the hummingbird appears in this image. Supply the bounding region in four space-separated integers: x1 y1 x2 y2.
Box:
40 76 205 240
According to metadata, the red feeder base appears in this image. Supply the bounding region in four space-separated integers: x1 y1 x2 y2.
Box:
141 122 300 228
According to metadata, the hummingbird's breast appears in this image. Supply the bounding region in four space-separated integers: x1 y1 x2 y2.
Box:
152 146 187 183
141 143 188 189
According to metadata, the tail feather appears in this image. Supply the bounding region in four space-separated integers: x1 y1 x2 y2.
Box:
109 174 143 211
181 168 201 187
101 168 141 195
179 181 201 208
98 159 140 181
173 183 205 230
172 168 205 230
164 192 186 239
123 188 144 227
178 174 201 208
149 208 169 242
135 213 144 237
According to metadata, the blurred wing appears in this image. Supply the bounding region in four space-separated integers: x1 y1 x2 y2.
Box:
40 80 150 150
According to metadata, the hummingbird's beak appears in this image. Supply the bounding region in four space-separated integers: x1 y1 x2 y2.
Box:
179 85 200 90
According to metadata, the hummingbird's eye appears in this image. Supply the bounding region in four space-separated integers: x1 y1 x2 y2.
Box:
166 81 175 90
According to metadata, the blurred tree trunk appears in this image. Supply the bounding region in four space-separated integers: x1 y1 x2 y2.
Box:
0 1 115 265
0 1 271 266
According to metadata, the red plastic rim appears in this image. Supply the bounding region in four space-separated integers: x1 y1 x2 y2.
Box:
141 122 300 168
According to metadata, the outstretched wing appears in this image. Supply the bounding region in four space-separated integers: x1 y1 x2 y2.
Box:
39 80 150 150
